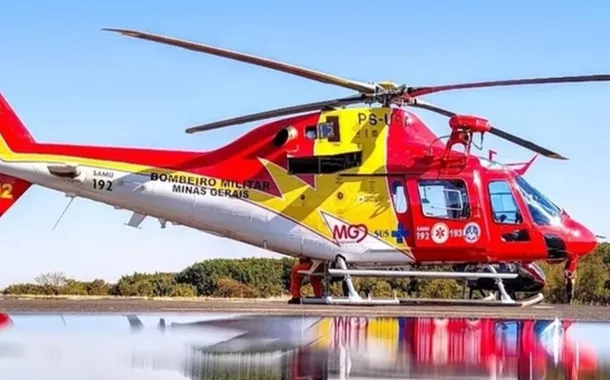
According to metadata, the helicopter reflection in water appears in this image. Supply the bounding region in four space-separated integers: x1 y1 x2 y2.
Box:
0 312 608 379
145 314 603 380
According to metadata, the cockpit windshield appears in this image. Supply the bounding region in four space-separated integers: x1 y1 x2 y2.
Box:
514 176 562 226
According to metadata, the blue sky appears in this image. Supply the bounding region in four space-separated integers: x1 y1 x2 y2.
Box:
0 0 609 286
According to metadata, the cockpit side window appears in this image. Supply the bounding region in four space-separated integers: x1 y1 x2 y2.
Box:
488 180 522 224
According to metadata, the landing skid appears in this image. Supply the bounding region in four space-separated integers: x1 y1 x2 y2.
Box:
297 258 544 308
300 292 544 307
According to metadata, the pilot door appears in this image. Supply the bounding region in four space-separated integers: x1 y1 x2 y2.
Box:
406 175 487 256
483 176 547 260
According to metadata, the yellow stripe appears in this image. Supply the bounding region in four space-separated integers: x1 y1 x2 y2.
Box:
366 317 399 357
0 135 162 174
310 317 333 348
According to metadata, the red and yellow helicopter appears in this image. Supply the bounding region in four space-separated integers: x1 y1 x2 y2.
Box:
0 28 605 306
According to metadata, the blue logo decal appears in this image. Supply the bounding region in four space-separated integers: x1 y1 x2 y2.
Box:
463 222 481 243
391 223 410 244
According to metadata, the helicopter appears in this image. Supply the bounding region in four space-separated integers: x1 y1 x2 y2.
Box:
0 28 605 307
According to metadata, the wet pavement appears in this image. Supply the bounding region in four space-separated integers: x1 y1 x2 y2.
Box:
1 309 610 379
3 297 610 321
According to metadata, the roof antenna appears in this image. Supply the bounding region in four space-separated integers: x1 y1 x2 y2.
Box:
52 193 76 231
488 149 497 161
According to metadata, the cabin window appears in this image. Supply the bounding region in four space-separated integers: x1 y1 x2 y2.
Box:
288 151 362 174
319 116 341 142
305 126 317 140
488 180 522 224
418 179 470 219
391 180 408 213
318 122 335 139
305 117 341 142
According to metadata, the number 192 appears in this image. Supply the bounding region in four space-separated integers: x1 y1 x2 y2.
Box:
93 179 113 191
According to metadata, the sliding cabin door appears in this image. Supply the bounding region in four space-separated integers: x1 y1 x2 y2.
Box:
406 175 487 261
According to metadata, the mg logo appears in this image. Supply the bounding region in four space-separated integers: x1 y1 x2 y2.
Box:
332 224 368 243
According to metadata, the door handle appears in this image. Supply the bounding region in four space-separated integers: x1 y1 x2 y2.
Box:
502 229 530 242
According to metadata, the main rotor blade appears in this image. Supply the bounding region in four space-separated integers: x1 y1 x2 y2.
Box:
102 28 378 94
408 74 610 97
487 126 567 160
185 94 366 134
404 98 457 118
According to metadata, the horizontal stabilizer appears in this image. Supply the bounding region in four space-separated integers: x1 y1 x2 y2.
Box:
126 315 144 331
0 174 32 218
125 212 146 228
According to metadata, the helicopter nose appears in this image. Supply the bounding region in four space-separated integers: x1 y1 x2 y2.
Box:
564 218 598 257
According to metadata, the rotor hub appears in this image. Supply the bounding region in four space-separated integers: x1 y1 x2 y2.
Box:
377 81 400 91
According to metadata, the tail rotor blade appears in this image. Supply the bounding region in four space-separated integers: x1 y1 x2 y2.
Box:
487 126 567 160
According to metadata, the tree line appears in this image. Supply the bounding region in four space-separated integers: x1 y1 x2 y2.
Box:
3 243 609 305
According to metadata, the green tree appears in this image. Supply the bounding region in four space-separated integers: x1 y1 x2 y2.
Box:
575 253 608 305
212 277 260 298
176 258 291 296
3 245 610 305
86 279 111 296
416 279 462 299
168 283 198 297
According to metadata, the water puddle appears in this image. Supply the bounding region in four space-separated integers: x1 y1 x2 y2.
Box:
0 312 609 379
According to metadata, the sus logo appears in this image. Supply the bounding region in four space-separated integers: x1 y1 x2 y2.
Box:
332 224 368 244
